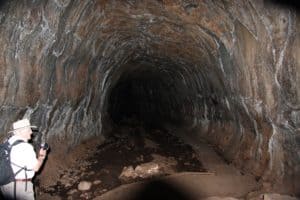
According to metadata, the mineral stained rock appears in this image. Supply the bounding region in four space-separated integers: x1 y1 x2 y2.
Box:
0 0 299 194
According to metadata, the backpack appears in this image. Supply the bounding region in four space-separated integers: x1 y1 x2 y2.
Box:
0 140 23 185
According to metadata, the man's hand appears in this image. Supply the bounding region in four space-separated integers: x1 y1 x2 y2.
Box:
38 148 47 160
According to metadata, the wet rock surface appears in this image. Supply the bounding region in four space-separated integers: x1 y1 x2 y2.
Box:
36 128 206 199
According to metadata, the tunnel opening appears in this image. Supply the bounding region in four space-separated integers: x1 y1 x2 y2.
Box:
103 49 235 135
102 51 240 162
62 56 231 198
107 59 193 131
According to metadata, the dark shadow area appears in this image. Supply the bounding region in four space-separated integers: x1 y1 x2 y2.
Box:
131 180 195 200
0 0 8 9
266 0 300 11
104 57 231 136
0 0 6 8
107 61 191 131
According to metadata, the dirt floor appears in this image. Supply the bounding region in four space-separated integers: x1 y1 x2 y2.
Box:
34 127 299 200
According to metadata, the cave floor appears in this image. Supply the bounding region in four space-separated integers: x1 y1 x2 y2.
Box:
36 128 262 200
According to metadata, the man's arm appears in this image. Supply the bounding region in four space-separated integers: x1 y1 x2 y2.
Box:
33 149 47 172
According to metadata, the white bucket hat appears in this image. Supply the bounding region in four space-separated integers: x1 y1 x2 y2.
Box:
9 119 37 134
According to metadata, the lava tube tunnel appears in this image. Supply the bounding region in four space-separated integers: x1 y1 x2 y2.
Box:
0 0 299 199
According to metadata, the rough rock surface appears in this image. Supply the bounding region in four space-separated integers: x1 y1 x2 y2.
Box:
0 0 299 194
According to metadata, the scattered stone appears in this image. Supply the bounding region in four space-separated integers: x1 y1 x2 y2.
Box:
61 174 69 179
135 162 160 178
119 166 138 181
101 169 110 174
81 172 88 177
67 196 73 200
80 166 86 171
80 192 93 199
64 183 72 188
45 187 56 193
88 171 95 176
119 162 163 181
93 180 102 185
60 176 77 187
136 155 144 162
67 189 78 195
151 154 177 174
78 181 92 191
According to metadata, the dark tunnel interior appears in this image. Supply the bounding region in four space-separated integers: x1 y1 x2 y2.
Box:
107 59 194 130
105 52 235 137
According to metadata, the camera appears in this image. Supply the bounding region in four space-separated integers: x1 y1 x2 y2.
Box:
40 143 49 151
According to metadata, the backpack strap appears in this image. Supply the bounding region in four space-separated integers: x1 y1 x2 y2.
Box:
10 140 24 148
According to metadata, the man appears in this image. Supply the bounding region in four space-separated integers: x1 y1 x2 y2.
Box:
0 119 48 200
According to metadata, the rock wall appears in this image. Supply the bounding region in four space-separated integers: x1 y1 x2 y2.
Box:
0 0 299 194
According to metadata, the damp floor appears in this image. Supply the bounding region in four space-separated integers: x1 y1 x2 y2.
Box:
36 128 208 199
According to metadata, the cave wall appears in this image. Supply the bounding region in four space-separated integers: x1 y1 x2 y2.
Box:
0 0 299 193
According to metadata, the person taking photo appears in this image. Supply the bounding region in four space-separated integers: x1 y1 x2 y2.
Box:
0 119 48 200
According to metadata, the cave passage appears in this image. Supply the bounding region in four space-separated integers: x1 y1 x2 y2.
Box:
0 0 299 197
105 50 236 134
107 59 196 130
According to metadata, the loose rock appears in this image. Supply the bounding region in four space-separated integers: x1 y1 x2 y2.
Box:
67 189 78 195
78 181 92 191
93 180 102 185
135 162 161 178
119 166 138 181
